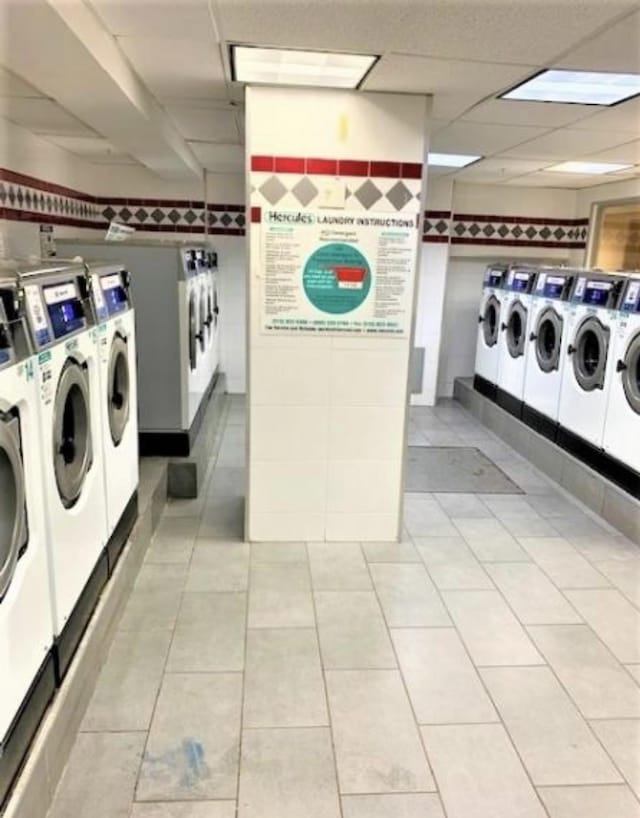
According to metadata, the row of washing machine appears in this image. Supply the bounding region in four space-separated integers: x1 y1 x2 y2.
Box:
474 263 639 494
0 259 138 807
57 240 220 456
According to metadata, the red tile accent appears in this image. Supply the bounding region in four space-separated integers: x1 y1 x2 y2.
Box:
0 208 106 229
451 236 586 249
306 158 338 175
251 155 274 172
251 206 262 223
453 213 589 226
338 160 369 177
208 203 245 212
0 168 96 202
402 163 423 180
422 235 450 244
275 156 305 174
425 209 452 219
370 161 401 178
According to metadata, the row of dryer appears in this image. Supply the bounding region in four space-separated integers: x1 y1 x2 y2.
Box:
474 263 639 492
0 259 138 807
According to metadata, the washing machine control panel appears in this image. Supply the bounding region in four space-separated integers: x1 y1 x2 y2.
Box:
571 276 620 309
483 266 506 289
181 248 198 278
99 271 130 317
0 319 13 369
43 280 87 341
507 268 537 293
23 284 52 348
621 280 640 314
535 272 572 300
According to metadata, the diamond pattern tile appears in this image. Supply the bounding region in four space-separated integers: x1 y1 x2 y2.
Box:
259 175 288 206
354 180 383 209
292 177 318 207
386 180 413 211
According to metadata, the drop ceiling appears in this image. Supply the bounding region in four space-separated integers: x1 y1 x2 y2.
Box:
0 0 638 186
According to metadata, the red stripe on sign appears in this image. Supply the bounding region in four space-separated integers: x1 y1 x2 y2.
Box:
422 235 450 244
338 160 369 177
251 206 262 223
275 156 305 173
370 161 401 178
402 163 423 180
251 156 274 172
306 158 338 175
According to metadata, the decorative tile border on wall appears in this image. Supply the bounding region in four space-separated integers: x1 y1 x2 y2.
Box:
423 209 589 250
0 168 245 236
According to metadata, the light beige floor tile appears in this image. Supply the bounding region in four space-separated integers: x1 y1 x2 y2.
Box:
248 589 315 628
244 629 327 727
416 537 493 590
326 670 435 794
134 563 188 592
250 542 308 563
137 673 242 801
433 493 492 519
422 724 546 818
185 544 249 592
481 666 622 785
145 537 195 565
627 665 640 684
308 543 372 590
564 590 640 663
486 563 582 624
594 560 640 608
370 563 451 627
341 793 445 818
131 804 236 818
590 720 640 799
392 628 496 724
537 785 640 818
361 541 421 563
315 591 396 669
442 590 543 666
528 625 640 719
238 728 340 818
452 518 530 562
166 593 246 672
404 496 459 537
118 588 183 631
48 732 145 818
250 561 311 591
567 535 640 563
517 538 611 589
500 515 558 538
82 628 172 731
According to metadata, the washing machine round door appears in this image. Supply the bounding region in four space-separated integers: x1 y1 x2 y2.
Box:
620 332 640 414
0 415 26 599
570 316 610 392
482 295 500 348
53 360 93 508
188 291 197 371
107 334 130 446
534 307 563 373
198 290 206 353
506 300 527 358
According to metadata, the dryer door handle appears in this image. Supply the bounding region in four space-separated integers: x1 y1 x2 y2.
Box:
616 359 628 373
500 322 507 331
478 315 484 323
529 332 537 342
567 344 576 355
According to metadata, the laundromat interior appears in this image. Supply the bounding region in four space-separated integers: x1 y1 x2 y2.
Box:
1 1 640 816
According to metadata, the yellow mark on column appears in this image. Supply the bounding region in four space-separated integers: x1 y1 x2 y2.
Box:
338 114 349 142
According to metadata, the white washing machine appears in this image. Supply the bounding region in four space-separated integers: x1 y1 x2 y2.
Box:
0 275 55 807
180 247 206 426
495 264 539 416
203 249 220 385
86 262 139 569
194 247 212 388
603 275 640 476
18 263 108 681
474 263 508 399
557 272 627 450
522 268 575 437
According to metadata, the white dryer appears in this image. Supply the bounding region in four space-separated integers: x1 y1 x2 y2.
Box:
474 263 508 399
86 263 139 570
603 275 640 478
18 263 108 681
180 247 206 426
495 264 539 417
0 276 55 808
204 249 220 385
522 268 575 438
557 272 627 451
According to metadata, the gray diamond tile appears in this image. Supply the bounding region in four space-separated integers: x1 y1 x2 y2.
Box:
292 177 319 207
354 179 383 209
259 175 288 205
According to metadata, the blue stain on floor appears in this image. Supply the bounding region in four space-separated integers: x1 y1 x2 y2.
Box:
143 738 211 789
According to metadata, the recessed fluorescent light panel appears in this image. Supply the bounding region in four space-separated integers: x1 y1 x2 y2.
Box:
502 69 640 106
230 45 377 89
428 153 481 168
549 161 633 174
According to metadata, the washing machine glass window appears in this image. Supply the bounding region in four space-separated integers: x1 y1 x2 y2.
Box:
206 291 213 339
535 308 563 373
506 301 527 358
0 415 26 599
189 292 197 371
53 361 93 508
621 332 640 414
483 296 500 347
572 317 610 392
198 293 206 353
108 334 130 445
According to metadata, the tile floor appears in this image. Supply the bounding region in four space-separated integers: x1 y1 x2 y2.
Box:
46 396 640 818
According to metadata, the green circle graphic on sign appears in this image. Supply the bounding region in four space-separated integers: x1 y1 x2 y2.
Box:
303 243 371 315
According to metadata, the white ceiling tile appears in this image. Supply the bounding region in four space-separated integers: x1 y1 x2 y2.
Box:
452 157 554 182
0 98 94 135
583 139 640 164
0 67 44 98
118 35 227 100
557 9 640 72
461 98 595 129
166 106 239 142
188 141 244 172
43 134 126 158
569 97 640 134
504 127 634 159
506 170 638 188
431 121 549 156
387 1 636 65
89 0 217 40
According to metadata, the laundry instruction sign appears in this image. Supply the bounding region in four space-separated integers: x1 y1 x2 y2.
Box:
260 209 419 336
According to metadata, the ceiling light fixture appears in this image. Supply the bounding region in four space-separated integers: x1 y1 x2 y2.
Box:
230 45 378 89
428 153 482 168
548 160 633 174
501 69 640 106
